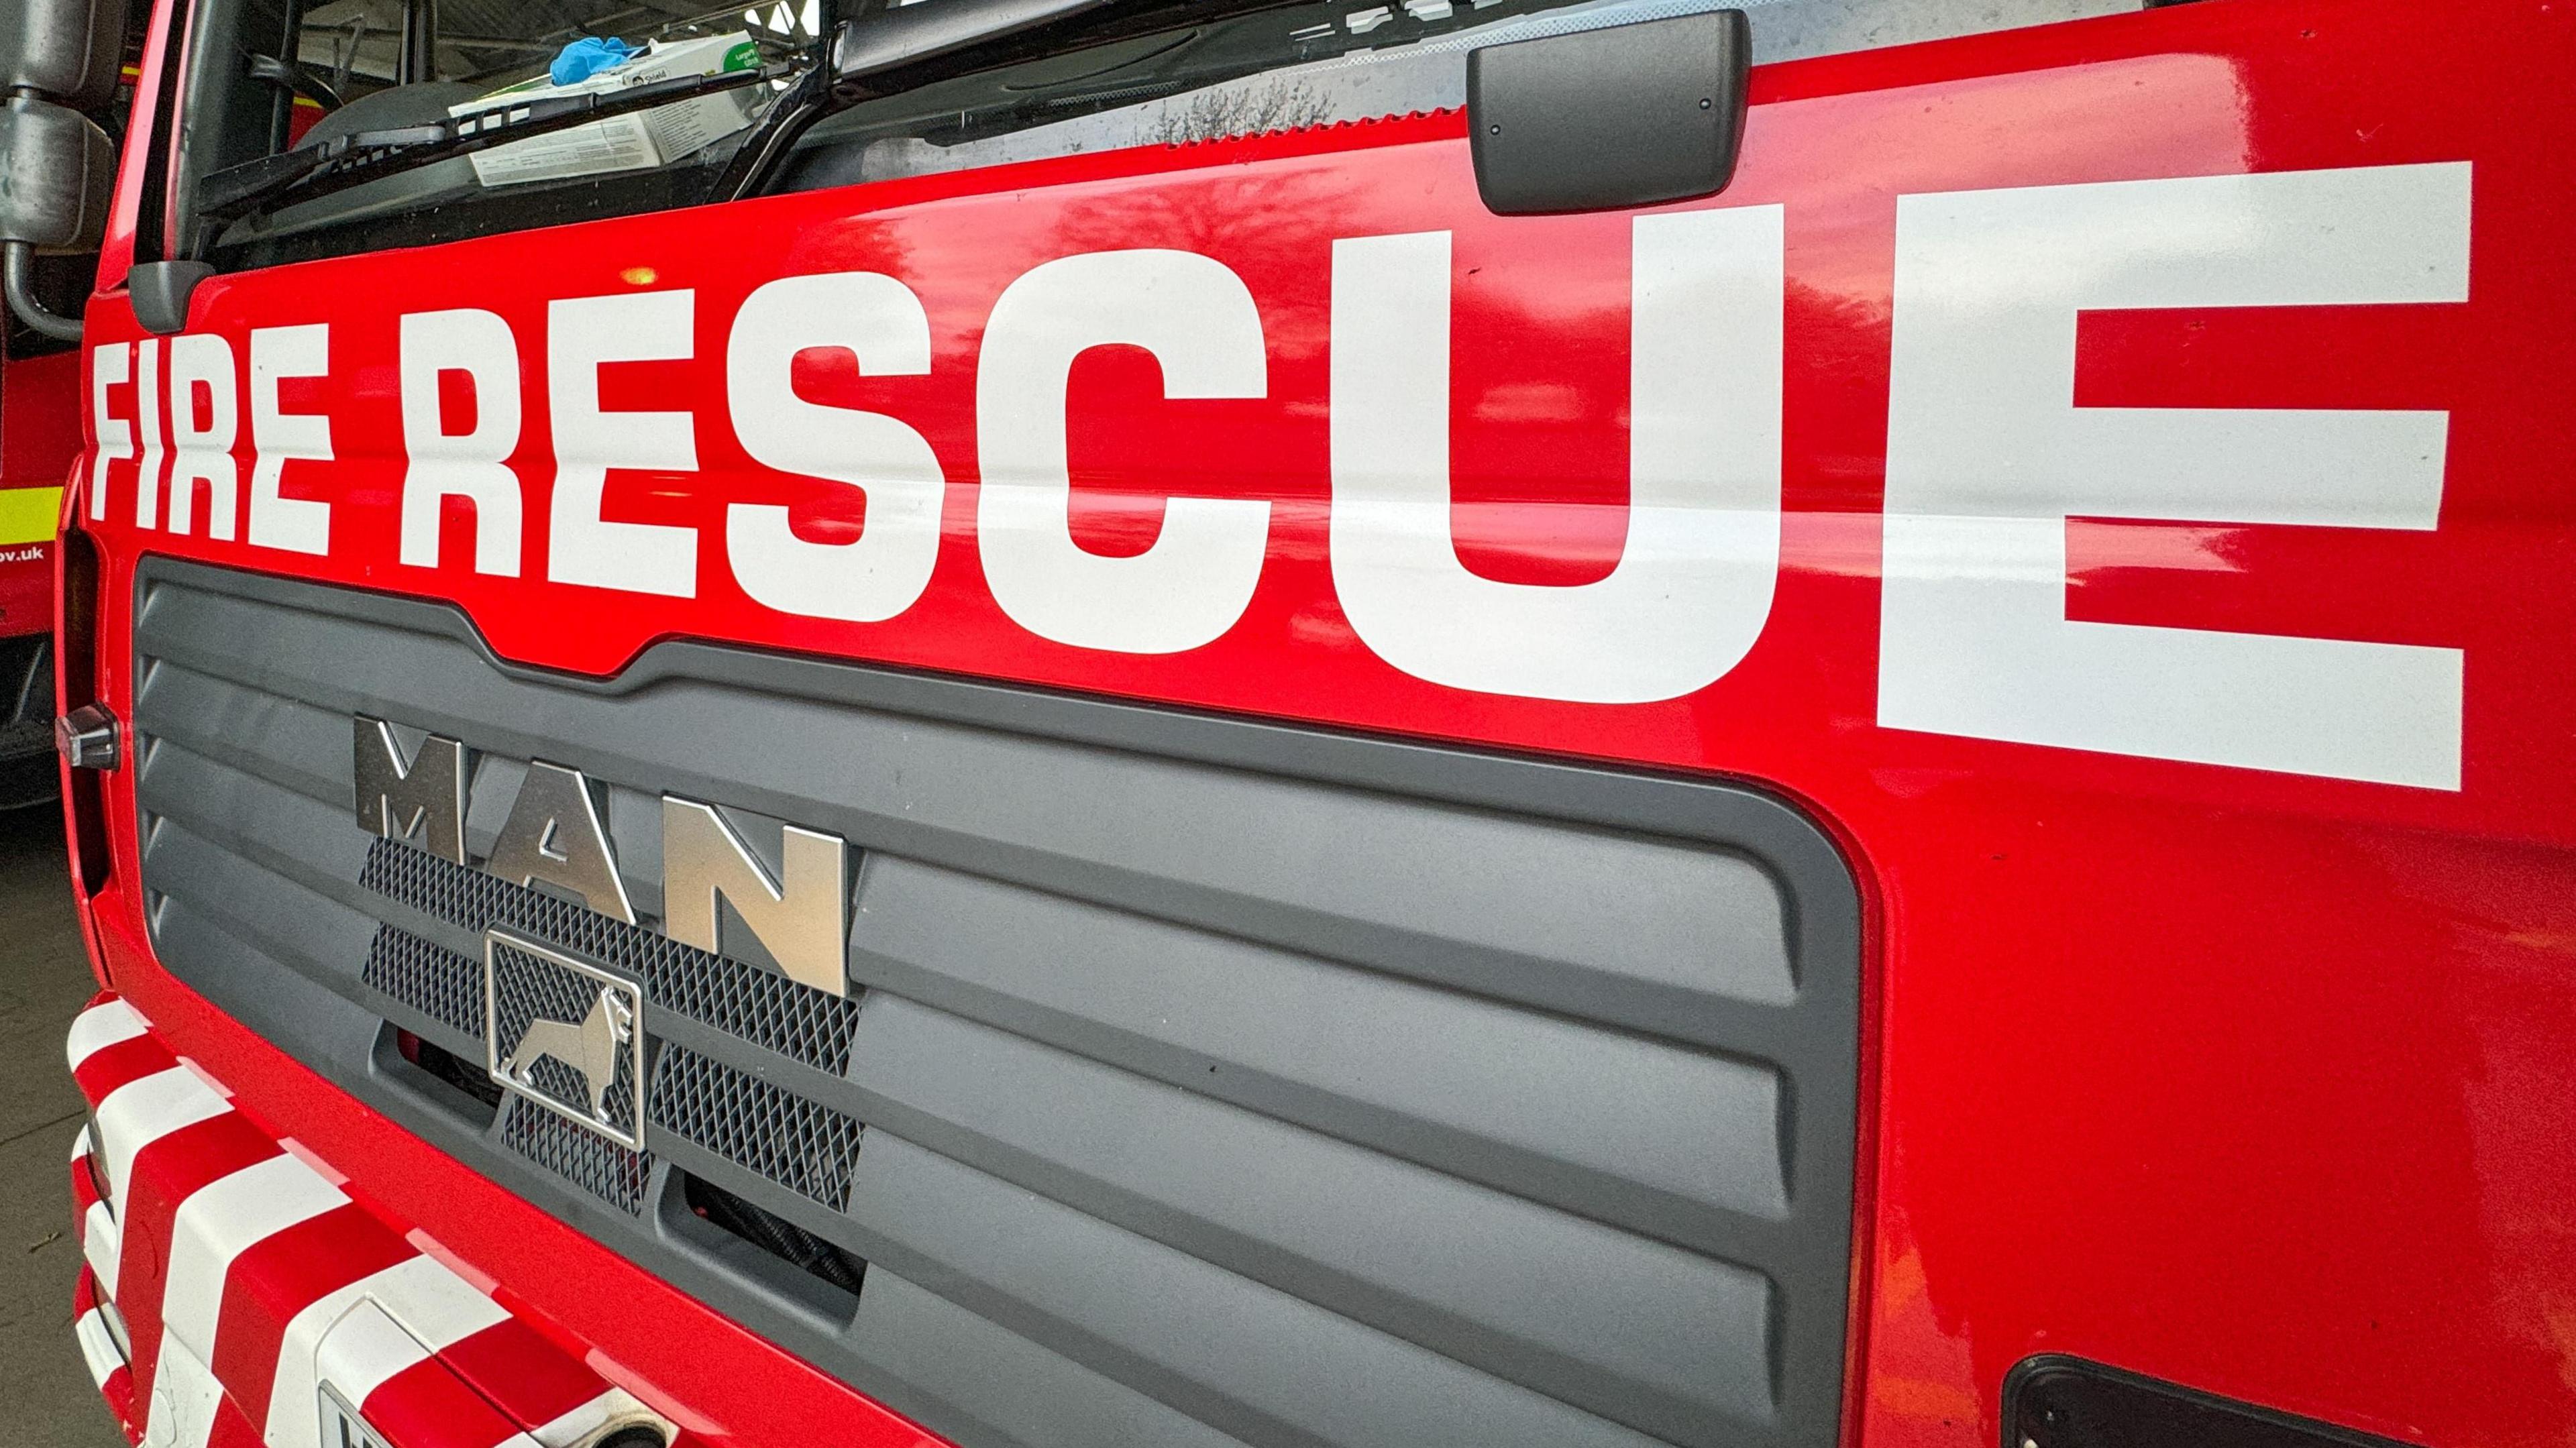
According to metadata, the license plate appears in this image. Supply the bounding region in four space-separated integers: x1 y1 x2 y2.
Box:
319 1382 395 1448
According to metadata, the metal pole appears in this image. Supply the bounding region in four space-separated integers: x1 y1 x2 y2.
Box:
3 244 83 343
402 0 441 84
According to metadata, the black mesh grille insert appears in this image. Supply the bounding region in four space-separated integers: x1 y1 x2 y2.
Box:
363 925 484 1038
500 1096 653 1213
362 914 865 1214
650 1044 864 1210
360 838 861 1072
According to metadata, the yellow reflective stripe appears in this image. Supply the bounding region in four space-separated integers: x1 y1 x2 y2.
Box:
0 487 63 547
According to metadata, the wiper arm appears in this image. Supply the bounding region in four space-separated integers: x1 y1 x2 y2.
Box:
207 0 1272 225
199 60 796 225
207 0 1112 226
715 0 1166 200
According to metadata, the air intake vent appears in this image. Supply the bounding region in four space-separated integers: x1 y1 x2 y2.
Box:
394 1029 504 1112
679 1170 866 1302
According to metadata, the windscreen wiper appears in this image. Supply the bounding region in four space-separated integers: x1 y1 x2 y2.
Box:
714 0 1125 198
716 0 1298 199
205 0 1276 227
197 60 796 225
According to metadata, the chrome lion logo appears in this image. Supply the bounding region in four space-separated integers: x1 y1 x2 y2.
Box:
499 985 635 1123
484 931 645 1149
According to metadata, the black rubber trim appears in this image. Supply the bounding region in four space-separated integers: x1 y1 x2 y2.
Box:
2005 1356 2428 1448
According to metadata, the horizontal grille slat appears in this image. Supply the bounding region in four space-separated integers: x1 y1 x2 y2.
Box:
855 1268 1258 1448
849 1129 1671 1448
136 659 354 810
130 558 1861 1448
843 991 1775 1436
850 851 1790 1229
142 816 382 999
137 734 378 917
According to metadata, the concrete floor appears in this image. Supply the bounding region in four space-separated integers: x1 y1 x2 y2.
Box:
0 801 128 1447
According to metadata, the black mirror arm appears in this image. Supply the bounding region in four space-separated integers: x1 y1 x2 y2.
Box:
716 48 838 201
3 242 83 342
246 53 345 111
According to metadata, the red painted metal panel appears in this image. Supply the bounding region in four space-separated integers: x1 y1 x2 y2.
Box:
0 348 78 636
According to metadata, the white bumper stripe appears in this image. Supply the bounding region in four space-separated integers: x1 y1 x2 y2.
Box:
158 1152 350 1365
143 1329 227 1448
95 1065 231 1204
83 1199 123 1300
264 1254 508 1448
74 1306 126 1390
312 1302 442 1427
66 999 148 1070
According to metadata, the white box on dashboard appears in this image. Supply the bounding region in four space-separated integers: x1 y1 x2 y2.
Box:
450 32 762 188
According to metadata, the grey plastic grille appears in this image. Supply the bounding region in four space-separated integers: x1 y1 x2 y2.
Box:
500 1096 653 1213
361 837 860 1072
362 924 484 1038
651 1044 864 1209
130 557 1862 1448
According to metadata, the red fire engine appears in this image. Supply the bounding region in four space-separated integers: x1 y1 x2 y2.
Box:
5 0 2571 1446
0 345 76 806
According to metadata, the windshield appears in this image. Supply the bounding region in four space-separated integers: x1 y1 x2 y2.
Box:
182 0 2141 272
184 0 824 264
296 0 804 87
201 0 1715 268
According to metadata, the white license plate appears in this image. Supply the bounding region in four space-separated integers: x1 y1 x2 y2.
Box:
319 1382 396 1448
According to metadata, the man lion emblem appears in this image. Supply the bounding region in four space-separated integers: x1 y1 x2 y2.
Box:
500 986 635 1125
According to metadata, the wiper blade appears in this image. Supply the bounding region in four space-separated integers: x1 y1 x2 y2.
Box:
720 0 1280 199
712 0 1124 201
199 60 796 225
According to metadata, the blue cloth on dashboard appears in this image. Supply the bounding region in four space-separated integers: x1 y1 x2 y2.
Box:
549 36 637 85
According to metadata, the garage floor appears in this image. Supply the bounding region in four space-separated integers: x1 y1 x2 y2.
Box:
0 801 129 1447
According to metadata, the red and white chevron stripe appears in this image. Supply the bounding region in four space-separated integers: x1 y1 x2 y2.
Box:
66 994 679 1448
